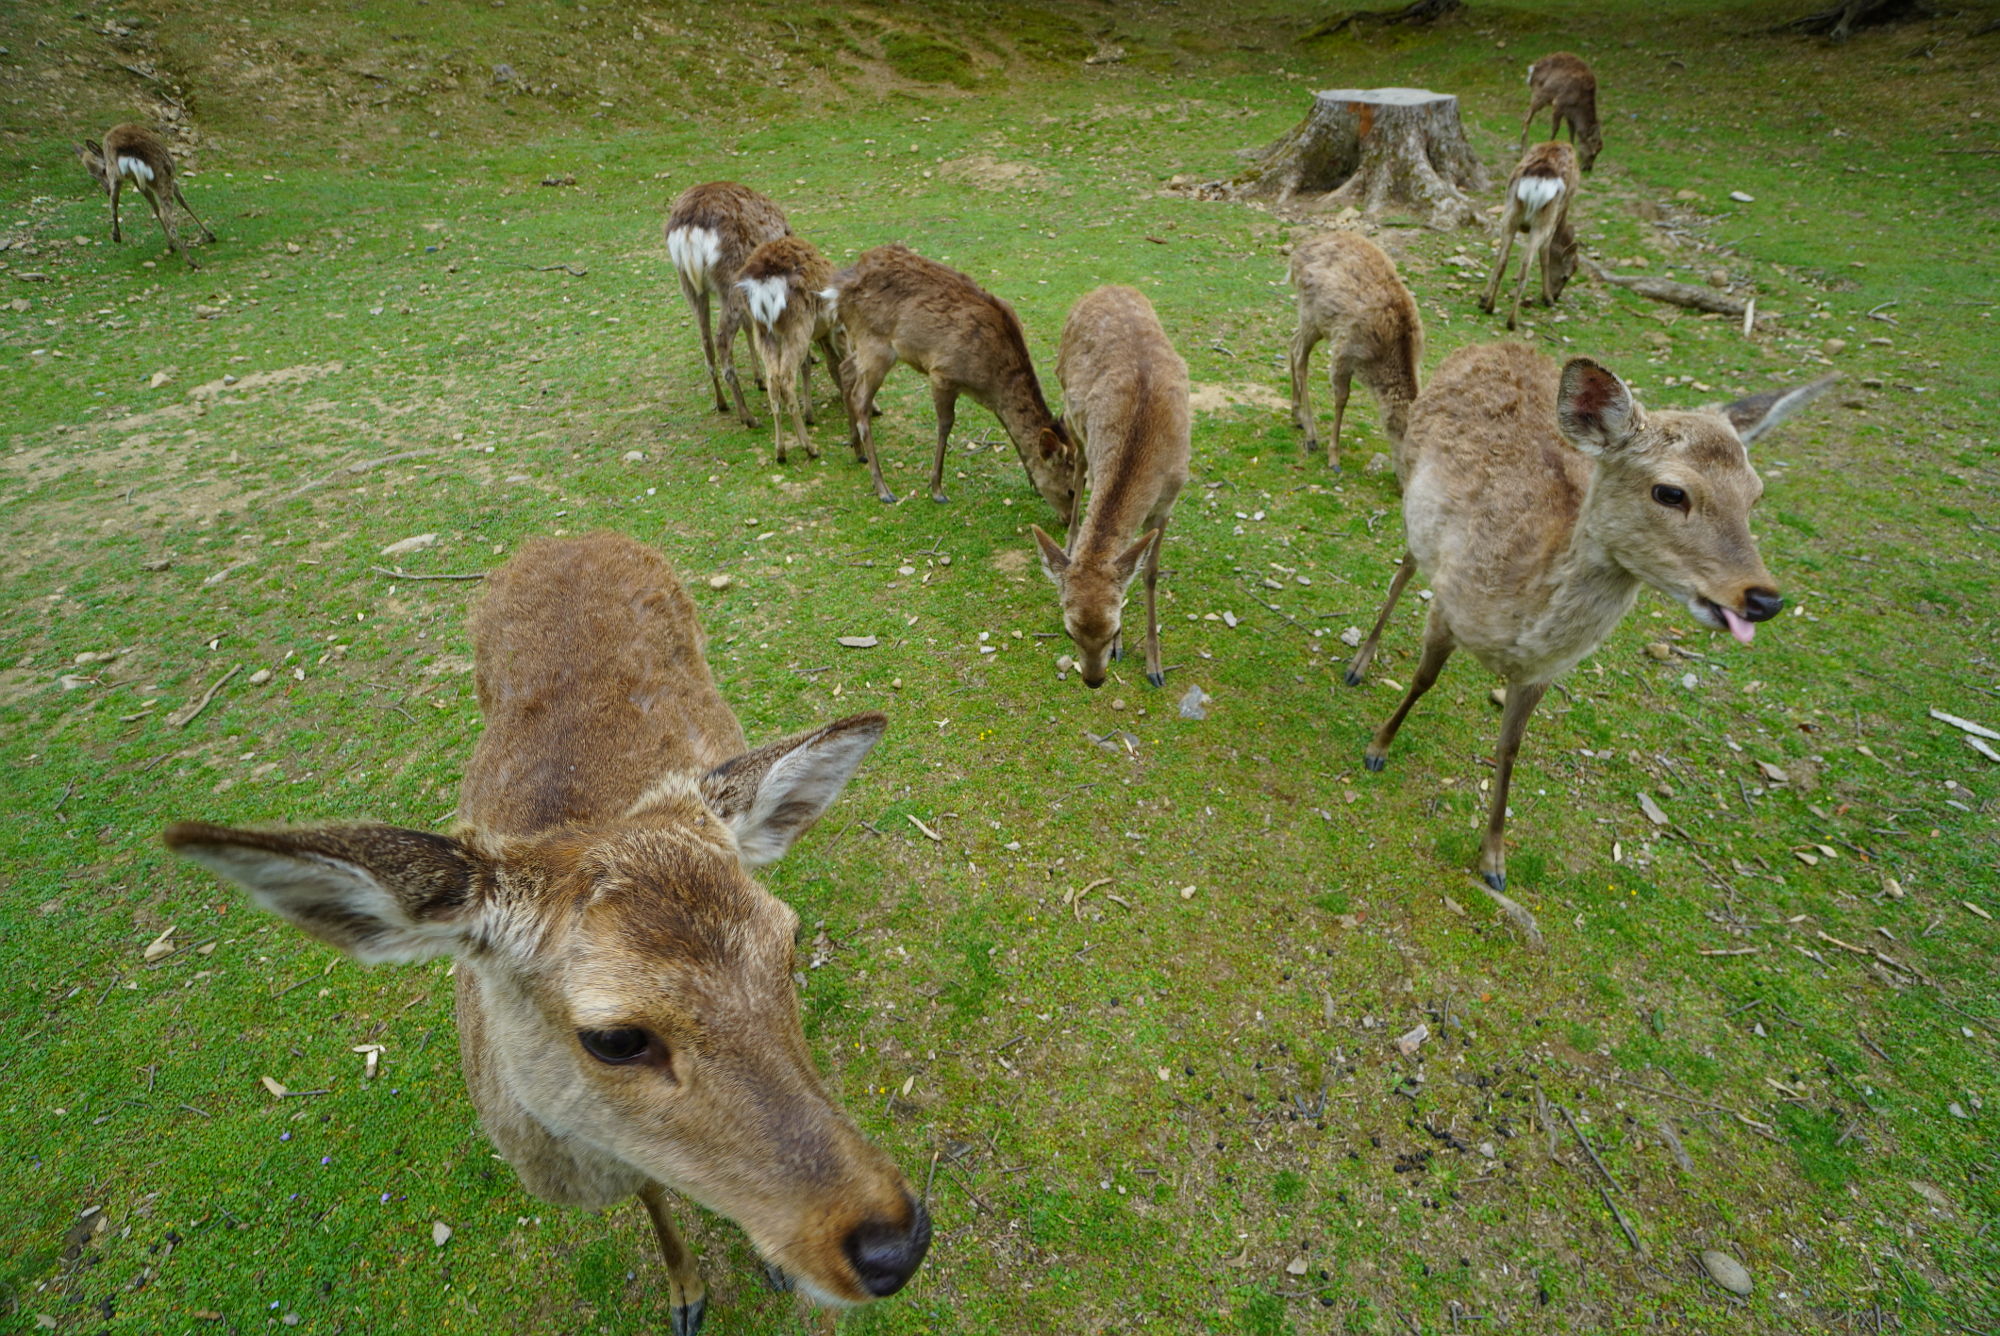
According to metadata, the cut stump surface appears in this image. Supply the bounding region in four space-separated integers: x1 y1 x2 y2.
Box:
1236 88 1485 229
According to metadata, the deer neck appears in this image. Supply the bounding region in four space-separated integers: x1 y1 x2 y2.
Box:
983 379 1071 512
1515 486 1643 683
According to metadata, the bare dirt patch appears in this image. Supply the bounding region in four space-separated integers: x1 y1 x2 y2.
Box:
1188 380 1288 414
940 155 1051 190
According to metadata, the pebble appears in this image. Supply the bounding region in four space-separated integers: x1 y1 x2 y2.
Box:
707 574 732 590
1699 1249 1752 1296
622 450 645 462
1056 654 1075 673
148 371 171 388
1111 698 1127 712
1729 190 1755 203
1821 338 1846 356
249 669 273 686
1707 268 1730 288
1645 642 1672 660
1363 452 1392 476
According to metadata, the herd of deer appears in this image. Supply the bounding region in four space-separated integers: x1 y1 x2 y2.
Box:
131 49 1830 1332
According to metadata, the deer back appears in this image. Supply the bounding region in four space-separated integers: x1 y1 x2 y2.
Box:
1288 231 1423 420
665 181 790 289
737 235 834 339
1529 52 1602 169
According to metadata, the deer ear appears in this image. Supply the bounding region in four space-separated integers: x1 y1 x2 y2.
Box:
1720 373 1836 446
1112 528 1161 591
1038 422 1070 460
1556 358 1638 455
1030 524 1070 583
163 822 490 964
701 713 886 868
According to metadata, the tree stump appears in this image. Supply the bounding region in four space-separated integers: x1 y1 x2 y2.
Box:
1235 88 1486 229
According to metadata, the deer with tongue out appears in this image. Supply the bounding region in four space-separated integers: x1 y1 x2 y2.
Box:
1346 344 1828 936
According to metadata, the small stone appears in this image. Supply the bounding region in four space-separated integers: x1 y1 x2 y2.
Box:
248 669 273 686
432 1221 453 1247
1285 1254 1309 1276
286 242 303 254
222 373 239 386
1111 698 1127 711
1339 626 1363 648
836 635 878 649
897 565 916 577
622 450 645 462
938 555 952 566
1728 190 1755 203
148 371 171 388
282 1315 301 1327
1699 1249 1752 1296
1680 672 1699 690
380 533 438 558
1056 654 1075 673
1948 1102 1969 1120
1821 338 1846 357
1363 452 1392 476
1178 685 1210 720
1478 1141 1496 1159
707 573 732 590
1707 268 1730 288
1675 188 1700 201
1645 641 1673 660
1490 686 1507 707
141 557 173 572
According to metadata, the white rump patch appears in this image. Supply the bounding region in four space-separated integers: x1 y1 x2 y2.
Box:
818 286 840 322
738 275 789 329
1514 175 1564 215
667 225 721 286
117 156 155 184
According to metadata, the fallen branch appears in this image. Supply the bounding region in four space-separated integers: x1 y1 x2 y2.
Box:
168 664 242 729
279 450 436 502
1581 258 1761 320
370 566 486 581
524 263 589 276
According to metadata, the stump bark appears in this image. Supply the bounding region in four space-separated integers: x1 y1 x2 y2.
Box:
1236 88 1486 229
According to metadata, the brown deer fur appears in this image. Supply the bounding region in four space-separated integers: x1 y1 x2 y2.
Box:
1032 286 1191 690
1354 344 1795 918
1286 231 1424 469
667 181 790 427
825 244 1077 519
164 532 929 1329
1521 52 1603 173
76 123 213 268
1481 142 1581 332
737 235 846 465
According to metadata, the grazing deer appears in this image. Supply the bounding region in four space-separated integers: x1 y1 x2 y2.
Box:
76 124 214 269
667 181 790 427
738 235 847 465
165 532 929 1333
1353 344 1823 928
1480 142 1581 332
823 244 1076 519
1031 285 1190 690
1521 52 1603 174
1286 231 1424 470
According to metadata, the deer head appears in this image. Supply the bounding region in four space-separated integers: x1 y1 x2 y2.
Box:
76 139 111 193
1031 524 1160 687
164 712 930 1307
1557 358 1782 642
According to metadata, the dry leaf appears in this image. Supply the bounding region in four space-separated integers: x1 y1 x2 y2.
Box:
1756 761 1789 783
260 1076 288 1099
143 924 177 962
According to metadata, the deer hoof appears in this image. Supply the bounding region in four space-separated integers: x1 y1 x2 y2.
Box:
762 1262 795 1293
930 490 949 505
1343 668 1366 688
670 1297 707 1336
1146 670 1165 688
1481 870 1507 893
876 490 897 506
1363 753 1386 773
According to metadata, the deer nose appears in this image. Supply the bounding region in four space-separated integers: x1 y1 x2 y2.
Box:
1083 674 1106 690
1742 587 1784 623
843 1199 931 1297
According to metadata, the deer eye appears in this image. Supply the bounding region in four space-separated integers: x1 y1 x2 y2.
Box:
578 1028 651 1065
1651 485 1688 509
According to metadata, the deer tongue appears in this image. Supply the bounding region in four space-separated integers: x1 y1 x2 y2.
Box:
1718 605 1756 645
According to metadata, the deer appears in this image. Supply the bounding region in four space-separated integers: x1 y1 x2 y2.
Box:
1480 141 1581 332
822 243 1077 521
1286 230 1424 470
1520 52 1603 174
164 531 930 1335
76 124 214 269
666 181 790 428
1030 285 1190 691
1350 344 1827 939
737 235 848 465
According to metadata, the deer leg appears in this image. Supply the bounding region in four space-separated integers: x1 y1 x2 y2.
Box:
716 300 759 428
755 331 790 465
109 178 124 244
680 275 727 413
1345 551 1416 687
1327 358 1354 471
845 345 897 504
1363 610 1455 771
638 1183 708 1336
1142 520 1168 688
1509 218 1548 331
783 342 816 462
1288 325 1318 449
172 182 215 243
1477 680 1549 893
1480 218 1517 316
927 381 956 504
145 189 193 269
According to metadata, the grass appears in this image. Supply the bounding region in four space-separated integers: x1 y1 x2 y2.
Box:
2 0 1996 1332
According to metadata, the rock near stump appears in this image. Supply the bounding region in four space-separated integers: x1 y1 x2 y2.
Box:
1235 88 1485 229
